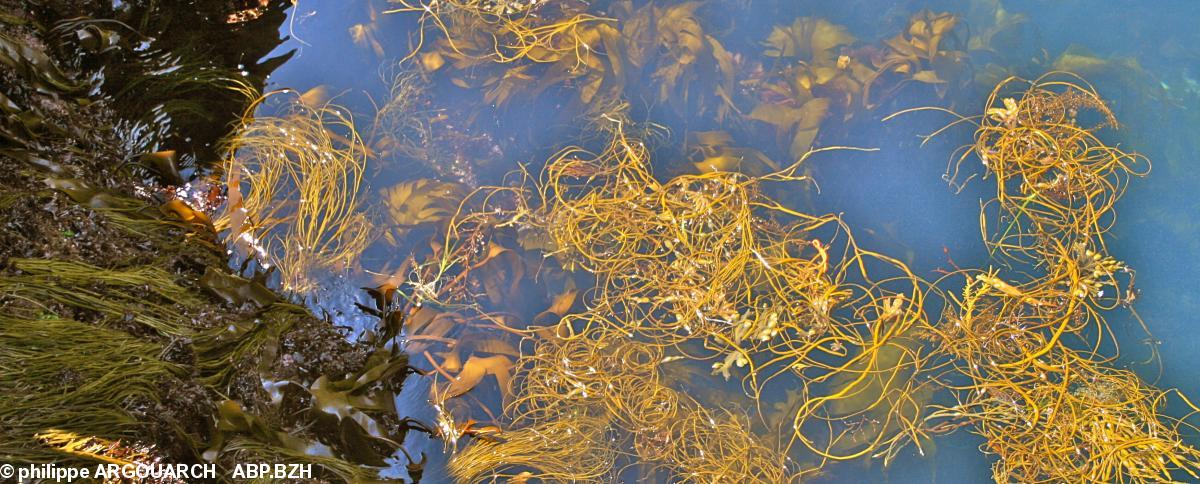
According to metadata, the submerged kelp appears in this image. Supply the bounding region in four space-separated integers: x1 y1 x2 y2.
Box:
386 0 986 169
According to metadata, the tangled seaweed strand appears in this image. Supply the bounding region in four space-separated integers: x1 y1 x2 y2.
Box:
450 323 793 482
925 345 1200 483
974 78 1145 271
217 89 373 294
439 119 942 480
894 73 1148 267
936 74 1144 365
384 0 610 65
526 120 938 458
893 73 1200 483
664 406 792 482
926 273 1200 482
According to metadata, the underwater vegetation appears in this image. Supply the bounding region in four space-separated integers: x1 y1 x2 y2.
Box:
218 89 374 294
7 0 1200 481
381 77 1200 483
319 1 1200 481
385 0 1002 168
307 100 943 479
91 0 1180 481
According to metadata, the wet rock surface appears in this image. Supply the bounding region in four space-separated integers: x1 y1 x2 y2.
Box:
0 1 403 479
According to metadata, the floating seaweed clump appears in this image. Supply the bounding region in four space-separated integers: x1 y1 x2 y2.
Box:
404 116 944 481
888 72 1200 483
928 356 1200 482
449 324 794 482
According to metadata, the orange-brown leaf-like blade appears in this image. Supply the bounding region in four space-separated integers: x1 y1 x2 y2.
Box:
445 355 513 398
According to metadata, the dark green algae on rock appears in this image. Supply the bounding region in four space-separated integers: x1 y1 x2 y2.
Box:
0 1 427 481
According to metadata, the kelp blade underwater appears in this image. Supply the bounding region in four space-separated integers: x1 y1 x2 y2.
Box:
5 0 1200 482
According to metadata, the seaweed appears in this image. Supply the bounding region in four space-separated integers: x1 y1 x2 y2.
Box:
0 315 186 464
1 258 198 336
891 73 1200 482
217 90 374 294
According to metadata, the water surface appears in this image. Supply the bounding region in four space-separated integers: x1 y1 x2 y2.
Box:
243 0 1200 481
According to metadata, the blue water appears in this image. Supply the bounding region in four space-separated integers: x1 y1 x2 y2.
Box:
252 0 1200 481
